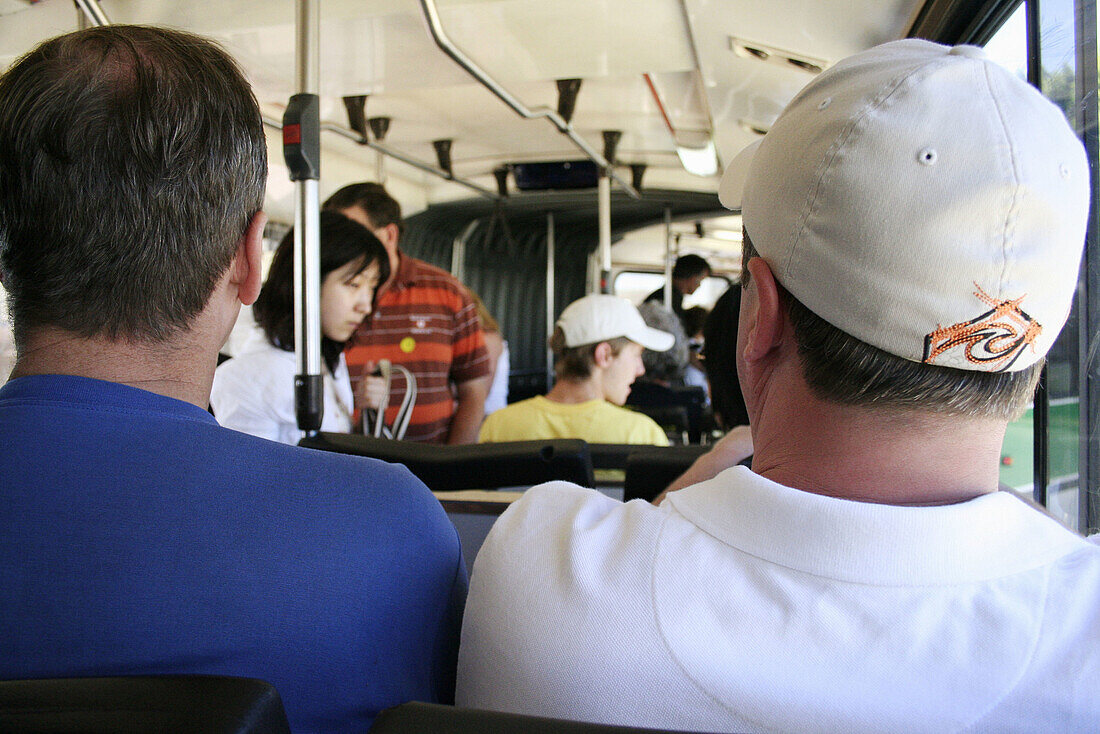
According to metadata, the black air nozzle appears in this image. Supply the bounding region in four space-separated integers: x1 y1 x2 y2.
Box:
493 166 510 197
602 130 622 167
631 163 647 191
433 139 454 176
368 116 391 142
342 95 368 139
556 79 583 124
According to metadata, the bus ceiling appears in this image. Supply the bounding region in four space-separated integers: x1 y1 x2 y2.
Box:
17 0 960 216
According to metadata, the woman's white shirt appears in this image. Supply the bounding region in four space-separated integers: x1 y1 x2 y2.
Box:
484 341 510 415
211 327 354 445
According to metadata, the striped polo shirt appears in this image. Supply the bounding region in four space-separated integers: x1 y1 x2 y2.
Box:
345 254 489 443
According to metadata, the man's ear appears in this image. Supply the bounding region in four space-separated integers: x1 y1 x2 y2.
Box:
377 222 400 252
592 341 614 368
231 211 267 306
741 256 784 363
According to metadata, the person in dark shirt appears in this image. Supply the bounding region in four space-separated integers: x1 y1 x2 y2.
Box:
644 253 711 320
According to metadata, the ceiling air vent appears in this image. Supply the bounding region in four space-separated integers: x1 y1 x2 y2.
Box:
729 37 826 75
0 0 38 16
738 119 770 136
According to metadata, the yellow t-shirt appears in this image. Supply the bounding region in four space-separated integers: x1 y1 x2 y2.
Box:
478 395 669 446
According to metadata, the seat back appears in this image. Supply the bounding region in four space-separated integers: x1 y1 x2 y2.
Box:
368 701 699 733
627 384 707 443
622 445 711 503
0 676 291 734
299 433 595 490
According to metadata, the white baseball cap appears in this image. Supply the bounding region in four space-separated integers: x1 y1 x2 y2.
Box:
719 39 1089 372
556 294 675 351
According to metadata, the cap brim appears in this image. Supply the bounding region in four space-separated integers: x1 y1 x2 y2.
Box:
717 139 762 209
632 327 676 352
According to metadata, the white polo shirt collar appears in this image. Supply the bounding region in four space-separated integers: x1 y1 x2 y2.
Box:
666 466 1086 586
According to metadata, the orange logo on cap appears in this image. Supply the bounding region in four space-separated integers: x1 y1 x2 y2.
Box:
923 285 1042 372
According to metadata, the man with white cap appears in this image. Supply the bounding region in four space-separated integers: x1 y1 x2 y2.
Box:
478 294 674 445
457 39 1100 731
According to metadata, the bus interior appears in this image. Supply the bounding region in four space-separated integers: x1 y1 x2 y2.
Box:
0 0 1097 538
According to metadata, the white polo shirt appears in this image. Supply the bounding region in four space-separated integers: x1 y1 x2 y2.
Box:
457 467 1100 732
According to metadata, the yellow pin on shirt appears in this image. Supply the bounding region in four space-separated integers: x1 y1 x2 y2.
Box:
400 337 416 353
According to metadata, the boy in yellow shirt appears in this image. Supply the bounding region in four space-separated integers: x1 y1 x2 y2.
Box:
479 295 674 446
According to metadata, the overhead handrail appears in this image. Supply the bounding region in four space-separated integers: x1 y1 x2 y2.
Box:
74 0 110 26
418 0 642 200
262 115 501 201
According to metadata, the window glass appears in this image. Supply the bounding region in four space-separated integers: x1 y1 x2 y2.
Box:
613 271 729 311
1039 0 1083 530
984 3 1027 79
683 277 731 311
984 4 1036 497
984 0 1092 532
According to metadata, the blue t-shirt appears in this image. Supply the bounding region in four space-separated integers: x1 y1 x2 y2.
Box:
0 374 467 733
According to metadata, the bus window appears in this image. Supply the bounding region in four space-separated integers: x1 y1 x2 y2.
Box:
1036 0 1087 532
984 5 1036 502
985 0 1098 534
613 271 730 311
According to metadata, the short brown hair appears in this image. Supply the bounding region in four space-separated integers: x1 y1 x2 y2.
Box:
548 327 632 381
741 231 1041 420
0 26 267 345
323 182 405 238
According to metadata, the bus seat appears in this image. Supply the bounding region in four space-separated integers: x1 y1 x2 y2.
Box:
627 384 708 444
299 433 595 490
630 404 690 444
0 675 291 734
368 701 701 733
588 443 708 472
622 445 713 503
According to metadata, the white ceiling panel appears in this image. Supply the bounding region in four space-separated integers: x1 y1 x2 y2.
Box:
0 0 927 203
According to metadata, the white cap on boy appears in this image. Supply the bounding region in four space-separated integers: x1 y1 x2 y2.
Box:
719 39 1089 372
557 294 675 352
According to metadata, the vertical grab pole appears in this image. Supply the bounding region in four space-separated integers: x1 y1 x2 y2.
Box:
598 173 612 293
546 213 556 390
663 206 673 309
284 0 323 434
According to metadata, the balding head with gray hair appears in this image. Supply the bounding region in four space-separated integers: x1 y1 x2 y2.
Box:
636 301 688 383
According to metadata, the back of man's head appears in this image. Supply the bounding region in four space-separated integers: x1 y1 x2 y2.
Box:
323 182 404 236
636 301 688 382
720 39 1089 421
0 25 267 347
672 254 711 281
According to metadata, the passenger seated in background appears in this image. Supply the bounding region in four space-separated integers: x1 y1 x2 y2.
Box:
211 211 388 444
0 26 465 733
628 301 705 442
680 305 710 402
634 301 689 386
644 253 710 323
470 291 509 415
702 286 748 428
478 294 672 445
458 40 1099 730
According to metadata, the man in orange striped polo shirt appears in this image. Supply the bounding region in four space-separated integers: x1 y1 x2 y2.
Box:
325 183 490 444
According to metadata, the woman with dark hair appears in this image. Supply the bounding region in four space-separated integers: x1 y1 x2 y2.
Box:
211 211 389 444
